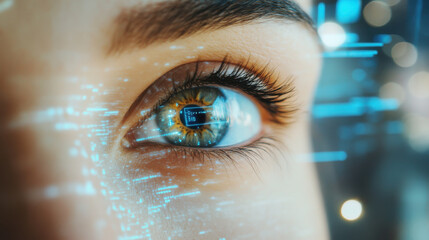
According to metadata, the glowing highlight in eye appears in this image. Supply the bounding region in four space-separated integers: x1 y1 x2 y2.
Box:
216 87 261 147
157 86 229 147
340 199 363 221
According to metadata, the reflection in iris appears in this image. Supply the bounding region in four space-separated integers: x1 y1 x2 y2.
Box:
156 86 229 147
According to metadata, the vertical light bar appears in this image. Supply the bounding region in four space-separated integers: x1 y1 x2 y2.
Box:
317 2 326 27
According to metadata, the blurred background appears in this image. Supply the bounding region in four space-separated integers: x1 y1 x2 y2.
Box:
311 0 429 239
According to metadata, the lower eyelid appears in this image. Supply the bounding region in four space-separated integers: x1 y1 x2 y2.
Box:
120 133 284 174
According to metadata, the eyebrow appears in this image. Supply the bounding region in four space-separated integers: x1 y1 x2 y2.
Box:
109 0 315 54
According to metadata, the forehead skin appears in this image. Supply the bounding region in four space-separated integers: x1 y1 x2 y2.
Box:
0 1 327 240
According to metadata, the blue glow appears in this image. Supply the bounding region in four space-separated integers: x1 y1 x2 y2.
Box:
182 106 227 127
414 0 423 44
135 132 179 142
323 50 378 58
313 151 348 162
55 122 79 130
86 107 109 112
298 151 348 162
164 191 201 200
374 34 392 44
352 68 367 81
345 33 360 43
342 42 384 48
386 121 404 134
156 190 172 195
104 110 119 116
317 3 326 27
313 98 399 118
132 174 161 182
336 0 361 24
119 236 145 240
157 185 178 191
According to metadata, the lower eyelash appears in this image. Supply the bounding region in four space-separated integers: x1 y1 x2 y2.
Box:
133 135 287 173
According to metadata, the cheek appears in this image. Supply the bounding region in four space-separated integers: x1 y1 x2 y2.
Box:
282 115 313 155
104 143 326 240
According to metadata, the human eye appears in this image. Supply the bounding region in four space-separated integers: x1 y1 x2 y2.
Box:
135 85 259 148
120 58 298 168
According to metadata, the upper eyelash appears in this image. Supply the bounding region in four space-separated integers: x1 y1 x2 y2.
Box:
147 56 298 126
123 57 296 169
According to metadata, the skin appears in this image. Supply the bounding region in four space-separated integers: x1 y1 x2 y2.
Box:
0 0 327 239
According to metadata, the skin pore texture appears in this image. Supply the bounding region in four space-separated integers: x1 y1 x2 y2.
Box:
0 0 328 239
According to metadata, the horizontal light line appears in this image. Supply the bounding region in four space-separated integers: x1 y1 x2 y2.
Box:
298 151 347 162
135 132 179 142
341 42 384 48
186 121 227 127
323 50 378 58
132 174 161 182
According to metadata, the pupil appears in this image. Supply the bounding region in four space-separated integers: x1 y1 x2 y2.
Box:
179 104 207 129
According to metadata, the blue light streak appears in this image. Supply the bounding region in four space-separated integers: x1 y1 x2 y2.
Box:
132 174 161 182
135 132 179 142
323 50 378 58
86 107 109 112
341 42 384 48
119 235 144 240
164 191 201 200
157 185 178 191
104 110 119 116
374 34 392 44
414 0 423 45
317 3 326 27
313 151 347 162
298 151 348 162
313 98 399 118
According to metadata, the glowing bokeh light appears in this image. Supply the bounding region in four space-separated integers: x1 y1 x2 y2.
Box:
363 1 392 27
404 114 429 152
340 199 363 221
318 22 347 48
391 42 418 67
408 71 429 98
379 0 401 6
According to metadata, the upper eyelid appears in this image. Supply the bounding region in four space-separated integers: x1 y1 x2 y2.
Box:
120 58 298 128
